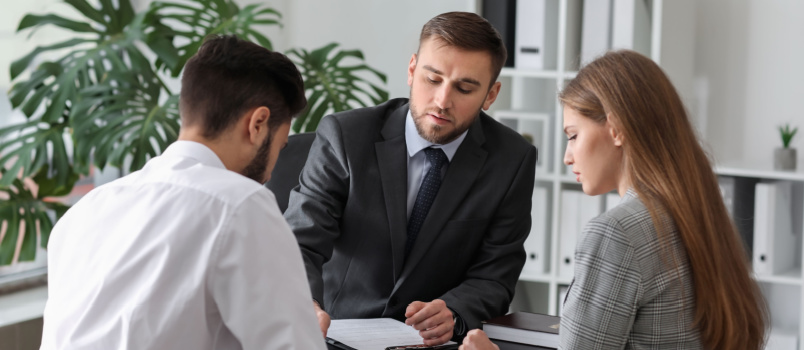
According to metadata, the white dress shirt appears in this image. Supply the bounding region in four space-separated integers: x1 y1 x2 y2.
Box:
404 110 467 219
41 141 325 350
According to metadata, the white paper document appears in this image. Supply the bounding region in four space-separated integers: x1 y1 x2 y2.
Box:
327 318 456 350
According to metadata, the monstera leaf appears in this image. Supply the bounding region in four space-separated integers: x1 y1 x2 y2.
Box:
70 58 180 173
0 171 71 265
147 0 281 76
2 0 175 188
287 43 389 133
0 0 273 266
0 0 387 266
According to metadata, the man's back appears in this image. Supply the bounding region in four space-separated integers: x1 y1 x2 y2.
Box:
41 141 323 350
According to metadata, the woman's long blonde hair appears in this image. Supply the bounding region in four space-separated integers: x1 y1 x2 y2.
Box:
559 50 767 349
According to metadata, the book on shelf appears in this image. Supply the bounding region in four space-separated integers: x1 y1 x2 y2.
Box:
717 176 759 257
482 0 517 67
514 0 547 69
610 0 651 55
483 312 559 349
559 189 604 280
580 0 612 65
523 186 550 275
752 181 796 275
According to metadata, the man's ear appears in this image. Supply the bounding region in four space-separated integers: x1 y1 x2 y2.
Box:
246 106 271 145
482 81 502 110
606 114 624 147
407 53 417 86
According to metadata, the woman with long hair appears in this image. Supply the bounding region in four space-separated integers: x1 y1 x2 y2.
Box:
461 50 767 350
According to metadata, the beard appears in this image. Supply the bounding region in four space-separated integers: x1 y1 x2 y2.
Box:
240 130 273 183
409 88 481 145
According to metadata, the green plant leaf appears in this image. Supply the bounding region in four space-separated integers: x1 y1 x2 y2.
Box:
64 0 107 24
9 38 92 80
0 121 72 188
33 164 79 198
779 124 799 148
17 14 98 34
0 176 67 265
2 0 289 266
71 69 180 174
288 42 389 133
147 0 282 75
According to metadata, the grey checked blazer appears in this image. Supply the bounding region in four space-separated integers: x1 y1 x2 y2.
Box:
560 189 703 349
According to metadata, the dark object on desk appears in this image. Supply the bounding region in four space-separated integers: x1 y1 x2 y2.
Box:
483 312 559 349
385 344 459 350
325 338 459 350
265 132 316 213
492 339 556 350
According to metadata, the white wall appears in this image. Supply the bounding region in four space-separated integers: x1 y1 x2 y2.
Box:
695 0 804 166
4 0 803 169
281 0 476 100
0 0 77 127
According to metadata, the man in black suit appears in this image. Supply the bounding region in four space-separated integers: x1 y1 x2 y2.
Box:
284 11 537 346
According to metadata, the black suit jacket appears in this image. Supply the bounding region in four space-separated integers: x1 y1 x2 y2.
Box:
285 98 537 333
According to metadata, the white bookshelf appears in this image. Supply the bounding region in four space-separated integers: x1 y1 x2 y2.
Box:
483 0 802 347
717 164 804 350
483 0 694 315
478 1 804 348
482 1 802 347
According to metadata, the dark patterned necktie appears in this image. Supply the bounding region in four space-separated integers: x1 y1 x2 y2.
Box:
406 147 449 259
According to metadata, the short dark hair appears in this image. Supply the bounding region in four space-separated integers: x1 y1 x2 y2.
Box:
419 11 507 86
180 35 306 139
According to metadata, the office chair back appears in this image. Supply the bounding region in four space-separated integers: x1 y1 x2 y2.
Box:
265 132 316 213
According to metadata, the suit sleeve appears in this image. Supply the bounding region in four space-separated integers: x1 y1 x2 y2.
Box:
440 145 537 331
208 190 325 350
284 116 350 306
559 215 642 350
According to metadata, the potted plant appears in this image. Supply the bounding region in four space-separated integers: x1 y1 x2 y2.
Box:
0 0 387 266
775 124 798 171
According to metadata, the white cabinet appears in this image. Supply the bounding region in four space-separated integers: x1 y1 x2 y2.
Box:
482 1 803 348
482 0 694 315
717 164 804 350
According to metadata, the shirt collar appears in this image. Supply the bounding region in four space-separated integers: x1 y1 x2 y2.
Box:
161 140 227 170
404 110 467 161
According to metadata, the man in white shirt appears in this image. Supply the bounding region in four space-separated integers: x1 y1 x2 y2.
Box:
40 35 325 350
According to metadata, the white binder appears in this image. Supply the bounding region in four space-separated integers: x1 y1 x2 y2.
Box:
515 0 547 69
559 190 581 280
558 190 603 280
752 181 796 275
611 0 651 54
580 0 612 65
523 186 550 275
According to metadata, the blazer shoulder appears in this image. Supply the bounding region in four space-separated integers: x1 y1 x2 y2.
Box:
590 196 677 256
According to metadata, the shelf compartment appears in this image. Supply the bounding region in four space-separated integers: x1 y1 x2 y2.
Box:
755 267 803 286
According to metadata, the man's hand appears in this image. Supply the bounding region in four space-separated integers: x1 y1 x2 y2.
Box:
459 330 499 350
404 299 454 346
313 300 331 337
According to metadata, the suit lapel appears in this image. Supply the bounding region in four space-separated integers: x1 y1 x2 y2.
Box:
376 104 410 281
392 115 488 293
